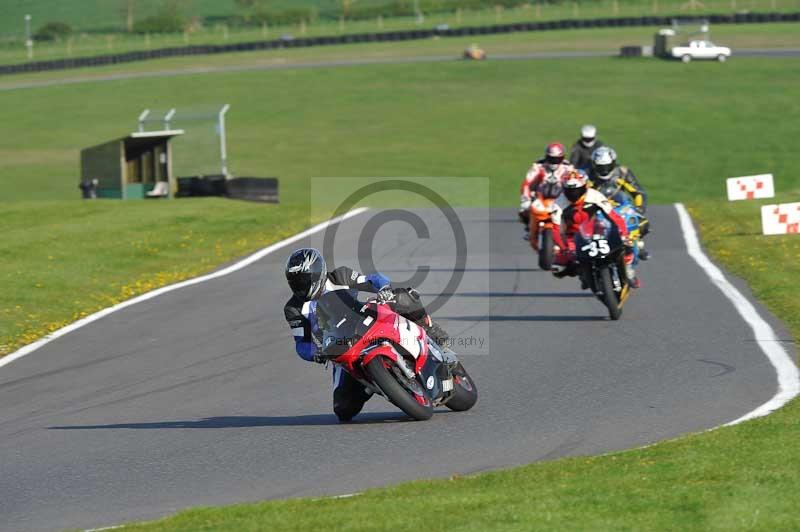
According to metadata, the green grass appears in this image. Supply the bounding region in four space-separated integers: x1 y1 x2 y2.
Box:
2 34 800 530
690 197 800 338
0 200 312 353
2 0 799 65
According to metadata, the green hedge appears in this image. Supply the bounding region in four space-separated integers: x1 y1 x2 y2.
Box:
232 1 567 26
33 21 73 41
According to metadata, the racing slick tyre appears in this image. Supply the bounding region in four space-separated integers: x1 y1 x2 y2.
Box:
538 228 554 271
366 357 433 421
599 266 622 321
445 362 478 412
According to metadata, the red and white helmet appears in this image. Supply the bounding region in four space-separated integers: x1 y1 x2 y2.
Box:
544 142 566 168
563 170 588 203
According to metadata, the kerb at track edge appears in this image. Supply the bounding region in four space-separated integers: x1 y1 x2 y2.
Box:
675 203 800 425
0 208 369 371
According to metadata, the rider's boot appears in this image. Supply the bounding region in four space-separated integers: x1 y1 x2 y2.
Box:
421 315 450 346
638 240 650 261
625 264 641 289
519 209 530 241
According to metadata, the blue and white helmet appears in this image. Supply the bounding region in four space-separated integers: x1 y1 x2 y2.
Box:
591 146 617 180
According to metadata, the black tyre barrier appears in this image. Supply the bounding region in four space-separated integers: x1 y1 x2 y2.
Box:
1 12 798 76
225 177 279 203
620 46 643 57
176 175 228 198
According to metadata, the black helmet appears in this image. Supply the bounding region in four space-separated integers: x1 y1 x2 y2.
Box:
285 248 327 300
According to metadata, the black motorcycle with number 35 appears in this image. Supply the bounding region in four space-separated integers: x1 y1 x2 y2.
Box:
573 211 633 320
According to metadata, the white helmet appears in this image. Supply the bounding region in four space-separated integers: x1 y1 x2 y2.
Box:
591 146 617 180
580 124 597 147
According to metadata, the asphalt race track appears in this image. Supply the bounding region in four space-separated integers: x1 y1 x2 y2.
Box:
0 205 792 532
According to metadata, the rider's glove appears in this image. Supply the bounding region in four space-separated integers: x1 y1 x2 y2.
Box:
312 351 327 365
519 195 532 211
377 287 395 304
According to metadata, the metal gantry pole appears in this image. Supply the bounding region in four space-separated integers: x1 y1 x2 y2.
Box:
137 109 150 132
218 104 231 178
164 108 176 130
24 15 33 60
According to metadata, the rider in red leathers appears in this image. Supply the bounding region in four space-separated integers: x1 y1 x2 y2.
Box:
551 171 640 288
518 142 575 238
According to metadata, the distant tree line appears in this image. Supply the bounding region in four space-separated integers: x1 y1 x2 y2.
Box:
30 0 606 39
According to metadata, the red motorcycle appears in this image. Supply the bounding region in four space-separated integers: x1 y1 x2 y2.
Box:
316 291 478 421
529 176 564 270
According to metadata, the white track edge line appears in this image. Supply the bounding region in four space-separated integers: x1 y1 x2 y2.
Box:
675 203 800 425
0 207 369 371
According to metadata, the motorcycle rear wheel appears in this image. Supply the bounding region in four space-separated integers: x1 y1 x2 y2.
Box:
599 266 622 320
366 357 434 421
538 228 554 271
445 362 478 412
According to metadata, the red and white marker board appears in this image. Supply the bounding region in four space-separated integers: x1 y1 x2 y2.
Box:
761 202 800 235
726 174 774 201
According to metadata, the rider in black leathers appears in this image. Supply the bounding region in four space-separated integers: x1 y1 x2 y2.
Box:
283 248 448 422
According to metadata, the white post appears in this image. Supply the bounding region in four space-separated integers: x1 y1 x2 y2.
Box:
25 14 33 60
164 108 176 130
138 109 150 132
219 104 231 178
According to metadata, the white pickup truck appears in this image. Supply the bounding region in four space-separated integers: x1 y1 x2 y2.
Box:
672 40 732 62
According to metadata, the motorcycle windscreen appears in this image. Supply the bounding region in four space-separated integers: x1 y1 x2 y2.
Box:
537 178 563 199
575 212 623 262
317 290 372 358
609 189 634 207
576 210 612 240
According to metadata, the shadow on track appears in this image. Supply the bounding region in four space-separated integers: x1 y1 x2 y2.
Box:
383 268 540 273
421 292 591 298
48 412 427 430
440 315 605 322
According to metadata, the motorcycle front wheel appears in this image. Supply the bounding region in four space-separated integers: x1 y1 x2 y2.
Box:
598 266 622 320
366 357 434 421
445 362 478 412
